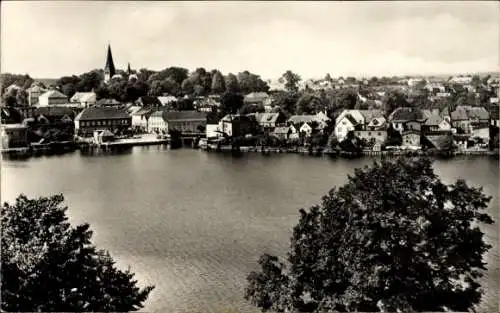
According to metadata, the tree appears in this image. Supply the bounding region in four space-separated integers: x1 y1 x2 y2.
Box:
61 83 77 98
281 70 301 93
237 71 270 94
383 90 408 115
336 88 357 110
211 71 226 94
225 73 240 93
245 157 493 312
272 91 299 117
221 92 244 115
471 75 481 87
181 78 195 95
324 73 333 83
1 194 154 312
296 93 323 115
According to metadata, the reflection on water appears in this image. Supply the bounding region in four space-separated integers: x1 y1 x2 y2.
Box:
2 149 499 313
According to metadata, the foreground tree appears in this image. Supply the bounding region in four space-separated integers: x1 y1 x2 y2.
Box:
1 194 154 312
246 157 493 312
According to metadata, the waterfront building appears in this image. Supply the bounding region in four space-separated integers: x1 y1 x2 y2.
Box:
74 107 131 137
388 107 426 134
131 108 153 131
1 124 28 149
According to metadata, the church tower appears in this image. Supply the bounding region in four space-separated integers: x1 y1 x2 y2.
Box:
104 44 116 83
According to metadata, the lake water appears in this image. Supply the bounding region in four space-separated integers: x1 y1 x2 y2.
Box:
1 148 498 313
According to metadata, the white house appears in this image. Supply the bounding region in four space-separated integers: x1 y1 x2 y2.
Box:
299 122 313 137
147 110 167 133
334 114 359 142
70 92 97 107
158 96 178 106
131 108 152 130
38 90 68 107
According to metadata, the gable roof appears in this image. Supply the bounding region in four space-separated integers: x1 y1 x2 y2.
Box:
358 110 384 123
39 90 68 99
467 106 489 120
70 92 96 103
339 113 359 126
423 134 453 151
75 107 130 121
451 106 490 121
255 112 282 124
287 115 317 124
389 107 426 122
244 92 269 102
96 98 121 106
424 113 444 126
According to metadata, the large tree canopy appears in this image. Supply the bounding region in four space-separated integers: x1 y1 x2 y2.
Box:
1 194 154 312
245 157 493 312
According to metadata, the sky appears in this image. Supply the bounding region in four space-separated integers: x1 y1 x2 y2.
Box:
1 1 499 80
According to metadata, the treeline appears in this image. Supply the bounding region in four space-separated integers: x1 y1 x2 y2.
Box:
55 67 270 103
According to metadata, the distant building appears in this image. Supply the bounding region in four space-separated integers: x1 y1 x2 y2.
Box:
70 92 97 108
38 90 68 107
27 83 47 106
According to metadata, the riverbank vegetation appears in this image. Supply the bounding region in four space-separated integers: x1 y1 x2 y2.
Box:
1 194 154 311
245 157 494 312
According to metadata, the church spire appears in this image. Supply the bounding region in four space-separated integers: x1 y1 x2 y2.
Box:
127 62 132 75
104 44 116 83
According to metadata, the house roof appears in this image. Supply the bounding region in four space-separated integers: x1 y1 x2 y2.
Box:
287 115 317 124
75 107 130 121
467 106 489 120
163 111 207 122
451 106 490 121
423 134 452 151
424 113 444 126
244 92 269 102
255 112 281 124
137 96 162 107
70 92 96 103
273 126 290 134
96 98 122 106
39 90 68 99
389 107 426 122
157 96 177 106
358 110 384 123
342 114 359 126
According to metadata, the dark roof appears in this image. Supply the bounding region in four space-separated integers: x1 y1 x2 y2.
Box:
137 96 162 107
344 114 359 126
75 107 130 121
34 106 75 118
423 134 452 150
162 111 207 122
96 98 121 106
389 107 426 122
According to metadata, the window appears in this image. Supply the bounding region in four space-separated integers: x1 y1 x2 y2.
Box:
368 132 371 136
342 121 346 125
378 132 381 136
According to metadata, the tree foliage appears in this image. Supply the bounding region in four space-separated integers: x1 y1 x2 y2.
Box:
237 71 270 94
211 71 226 94
281 70 302 93
1 194 154 312
221 92 244 115
245 157 493 312
383 90 408 115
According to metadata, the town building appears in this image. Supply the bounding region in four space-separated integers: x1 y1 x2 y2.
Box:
388 107 426 134
27 83 47 106
1 124 29 149
70 92 97 108
131 107 153 131
148 110 206 134
74 107 131 137
38 90 69 107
